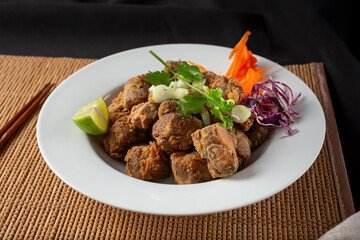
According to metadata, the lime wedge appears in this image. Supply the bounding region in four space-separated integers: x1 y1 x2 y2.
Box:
72 96 109 135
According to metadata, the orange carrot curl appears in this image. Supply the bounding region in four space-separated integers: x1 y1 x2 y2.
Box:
226 31 267 96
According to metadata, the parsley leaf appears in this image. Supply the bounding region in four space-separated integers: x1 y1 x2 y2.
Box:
175 62 204 83
177 93 205 116
145 71 172 86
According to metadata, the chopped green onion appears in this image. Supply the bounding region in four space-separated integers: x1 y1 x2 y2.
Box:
200 109 211 126
203 86 210 94
192 78 206 89
149 85 155 93
226 99 235 105
152 85 170 103
169 81 177 98
231 105 251 123
173 88 189 100
176 80 189 89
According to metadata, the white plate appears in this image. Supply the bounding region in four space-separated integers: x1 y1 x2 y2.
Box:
37 44 326 216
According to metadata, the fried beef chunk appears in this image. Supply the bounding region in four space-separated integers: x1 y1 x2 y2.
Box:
230 126 251 167
234 113 255 132
103 121 147 159
192 124 239 178
209 75 243 103
128 100 159 129
108 91 131 123
109 109 130 124
203 71 217 86
158 100 178 118
108 74 150 122
163 60 181 76
122 74 151 110
125 141 170 181
152 112 203 154
147 92 154 102
171 151 213 184
245 124 273 151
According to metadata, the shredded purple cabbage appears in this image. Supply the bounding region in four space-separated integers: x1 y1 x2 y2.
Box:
242 78 301 136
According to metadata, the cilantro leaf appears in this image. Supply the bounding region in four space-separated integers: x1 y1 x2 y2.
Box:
207 89 235 113
145 71 172 86
209 107 234 131
222 115 234 131
175 62 204 83
177 93 205 116
207 88 223 104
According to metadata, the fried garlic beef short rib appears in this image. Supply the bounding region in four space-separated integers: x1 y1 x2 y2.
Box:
103 61 271 184
163 60 181 76
158 100 178 118
209 75 243 103
108 92 129 123
125 141 170 181
103 121 148 159
245 123 273 151
230 126 251 167
192 124 239 178
122 75 151 110
108 74 151 123
152 112 203 154
128 100 159 129
202 71 217 86
171 151 213 184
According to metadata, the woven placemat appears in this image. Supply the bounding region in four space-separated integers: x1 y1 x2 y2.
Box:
0 55 354 239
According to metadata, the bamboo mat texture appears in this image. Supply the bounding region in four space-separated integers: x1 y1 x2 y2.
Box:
0 55 354 239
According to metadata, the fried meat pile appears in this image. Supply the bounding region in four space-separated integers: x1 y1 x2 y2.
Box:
103 62 270 184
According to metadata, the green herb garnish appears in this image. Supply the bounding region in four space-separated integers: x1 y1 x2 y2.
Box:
176 93 205 116
145 70 172 86
175 62 205 83
146 50 235 130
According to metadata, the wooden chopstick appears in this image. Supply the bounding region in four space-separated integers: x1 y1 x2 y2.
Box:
0 83 54 149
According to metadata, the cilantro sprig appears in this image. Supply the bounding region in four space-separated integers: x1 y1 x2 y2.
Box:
146 50 235 130
145 70 172 86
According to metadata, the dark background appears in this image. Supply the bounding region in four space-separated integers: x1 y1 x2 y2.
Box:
1 0 359 211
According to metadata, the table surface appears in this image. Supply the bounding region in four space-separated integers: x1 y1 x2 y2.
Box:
0 55 354 239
